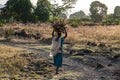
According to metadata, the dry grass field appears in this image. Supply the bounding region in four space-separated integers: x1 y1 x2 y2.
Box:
2 23 120 43
67 25 120 43
2 23 120 51
0 23 120 79
0 44 54 79
0 45 28 78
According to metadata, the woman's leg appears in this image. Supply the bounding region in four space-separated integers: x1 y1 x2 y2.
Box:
55 67 59 74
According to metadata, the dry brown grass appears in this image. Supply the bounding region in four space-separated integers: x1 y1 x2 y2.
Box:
0 44 28 77
0 44 25 58
67 26 120 43
0 44 54 79
2 23 120 44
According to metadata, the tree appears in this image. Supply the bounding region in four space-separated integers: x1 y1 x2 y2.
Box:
60 13 67 19
107 14 114 20
34 0 50 22
45 0 77 17
113 6 120 18
3 0 33 23
89 1 107 22
69 10 86 19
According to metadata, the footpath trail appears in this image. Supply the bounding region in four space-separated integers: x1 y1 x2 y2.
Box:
0 40 119 80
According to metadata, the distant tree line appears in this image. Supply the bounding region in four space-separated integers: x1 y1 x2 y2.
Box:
0 0 77 24
69 1 120 26
0 0 120 26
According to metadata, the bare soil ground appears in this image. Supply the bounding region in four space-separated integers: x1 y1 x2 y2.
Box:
0 38 119 80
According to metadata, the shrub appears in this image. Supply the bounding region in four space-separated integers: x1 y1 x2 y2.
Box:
4 28 14 41
80 18 91 22
102 19 120 25
0 22 3 27
70 21 79 27
20 14 38 23
69 19 80 27
102 19 113 25
48 17 61 23
113 19 120 25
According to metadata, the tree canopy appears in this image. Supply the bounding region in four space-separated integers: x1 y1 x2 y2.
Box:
114 6 120 18
4 0 33 23
90 1 107 22
1 0 78 23
45 0 77 17
34 0 50 22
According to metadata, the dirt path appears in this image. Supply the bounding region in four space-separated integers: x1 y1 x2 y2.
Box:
0 40 119 80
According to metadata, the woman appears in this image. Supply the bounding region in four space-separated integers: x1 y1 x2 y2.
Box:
51 29 67 74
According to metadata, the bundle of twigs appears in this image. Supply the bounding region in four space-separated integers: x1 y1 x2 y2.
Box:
52 20 67 33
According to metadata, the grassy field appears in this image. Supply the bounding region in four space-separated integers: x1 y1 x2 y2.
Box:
0 23 120 79
2 23 120 43
2 23 120 52
0 45 28 78
0 44 54 79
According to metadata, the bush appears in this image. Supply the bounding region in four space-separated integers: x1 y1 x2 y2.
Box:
69 19 80 27
0 19 7 27
70 21 79 27
20 14 38 23
0 22 3 27
48 17 61 23
102 19 120 25
102 19 113 25
113 19 120 25
0 16 15 26
4 28 14 41
80 18 91 22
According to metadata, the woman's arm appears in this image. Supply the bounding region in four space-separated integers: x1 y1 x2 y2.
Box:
52 29 55 37
63 29 67 39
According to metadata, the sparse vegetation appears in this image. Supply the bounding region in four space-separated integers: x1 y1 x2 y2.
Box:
0 23 120 43
69 19 80 27
0 45 27 77
0 23 120 79
0 0 120 79
0 44 54 79
4 27 14 41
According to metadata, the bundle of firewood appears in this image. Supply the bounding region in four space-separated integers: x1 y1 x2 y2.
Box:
52 20 67 33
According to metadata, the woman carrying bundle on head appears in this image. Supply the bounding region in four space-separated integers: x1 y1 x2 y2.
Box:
50 23 67 74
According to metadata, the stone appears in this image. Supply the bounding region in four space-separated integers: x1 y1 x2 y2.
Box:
95 63 104 70
98 43 106 47
75 49 93 56
87 41 97 46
